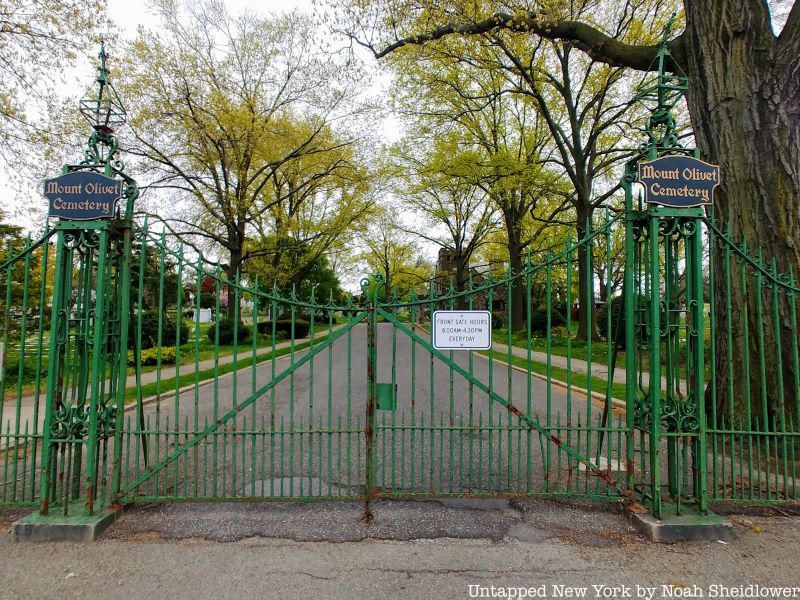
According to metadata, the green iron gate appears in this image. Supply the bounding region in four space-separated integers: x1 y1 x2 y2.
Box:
2 190 800 519
108 221 641 510
2 38 800 522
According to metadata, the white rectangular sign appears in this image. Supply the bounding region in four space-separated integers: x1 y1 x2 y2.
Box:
432 310 492 350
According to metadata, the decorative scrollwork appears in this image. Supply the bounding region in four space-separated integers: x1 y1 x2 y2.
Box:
658 300 671 337
675 219 697 237
657 218 681 239
633 391 651 429
661 392 701 433
50 404 90 440
62 230 102 253
621 169 638 186
84 231 101 249
63 231 81 249
96 401 117 438
634 391 701 434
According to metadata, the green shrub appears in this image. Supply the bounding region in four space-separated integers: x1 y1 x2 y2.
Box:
127 345 178 366
199 293 216 309
597 294 654 348
207 318 250 345
255 319 310 339
550 325 570 338
530 305 566 335
491 311 505 330
130 311 189 350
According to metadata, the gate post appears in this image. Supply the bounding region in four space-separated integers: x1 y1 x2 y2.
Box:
647 210 664 519
687 215 709 514
14 45 139 541
111 220 133 500
622 167 637 496
38 228 68 516
621 24 723 533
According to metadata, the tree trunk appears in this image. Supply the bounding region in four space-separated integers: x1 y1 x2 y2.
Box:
455 253 468 310
507 238 525 332
576 202 597 341
682 1 800 424
226 250 243 320
383 266 392 302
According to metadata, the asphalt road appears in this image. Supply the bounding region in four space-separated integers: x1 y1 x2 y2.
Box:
2 501 800 600
121 322 624 501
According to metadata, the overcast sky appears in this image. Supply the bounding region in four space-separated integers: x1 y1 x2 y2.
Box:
106 0 317 36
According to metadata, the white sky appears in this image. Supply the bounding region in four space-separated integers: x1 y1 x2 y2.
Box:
106 0 318 36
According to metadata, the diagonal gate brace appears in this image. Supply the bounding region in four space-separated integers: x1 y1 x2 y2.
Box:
118 313 367 498
379 309 639 505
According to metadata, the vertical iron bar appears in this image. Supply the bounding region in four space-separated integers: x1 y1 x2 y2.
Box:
649 214 662 519
364 292 377 519
39 230 67 515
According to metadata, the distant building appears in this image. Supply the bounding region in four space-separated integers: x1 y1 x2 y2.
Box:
430 248 506 313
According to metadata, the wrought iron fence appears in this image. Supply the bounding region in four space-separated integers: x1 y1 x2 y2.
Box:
705 220 800 503
1 211 799 516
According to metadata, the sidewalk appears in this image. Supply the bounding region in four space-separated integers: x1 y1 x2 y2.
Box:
2 499 798 599
490 340 687 392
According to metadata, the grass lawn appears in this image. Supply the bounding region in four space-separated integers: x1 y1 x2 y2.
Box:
491 328 626 368
477 347 628 403
2 321 337 402
125 336 325 404
491 325 713 378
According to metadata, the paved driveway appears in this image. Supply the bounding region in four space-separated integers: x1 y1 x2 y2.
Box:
121 322 625 501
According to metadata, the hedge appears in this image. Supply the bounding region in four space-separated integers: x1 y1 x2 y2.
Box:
207 318 250 345
255 319 310 339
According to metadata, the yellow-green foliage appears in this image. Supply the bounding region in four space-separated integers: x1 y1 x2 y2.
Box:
127 346 178 366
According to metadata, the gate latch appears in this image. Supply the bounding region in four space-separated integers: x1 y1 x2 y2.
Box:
375 383 397 411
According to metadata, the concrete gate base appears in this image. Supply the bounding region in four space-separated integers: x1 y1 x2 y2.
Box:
12 503 120 542
626 503 735 543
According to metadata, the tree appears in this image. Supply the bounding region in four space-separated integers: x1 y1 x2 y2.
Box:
244 237 345 302
118 0 373 316
342 0 674 338
393 135 500 306
0 0 107 177
0 211 50 339
334 0 800 421
342 0 800 281
360 208 432 301
592 216 626 303
129 242 181 310
246 120 376 295
0 213 32 310
391 54 572 330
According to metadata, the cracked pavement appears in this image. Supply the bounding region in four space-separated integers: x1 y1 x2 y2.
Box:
2 500 800 599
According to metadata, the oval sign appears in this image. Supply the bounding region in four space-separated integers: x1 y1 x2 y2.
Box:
637 155 720 208
44 171 123 220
